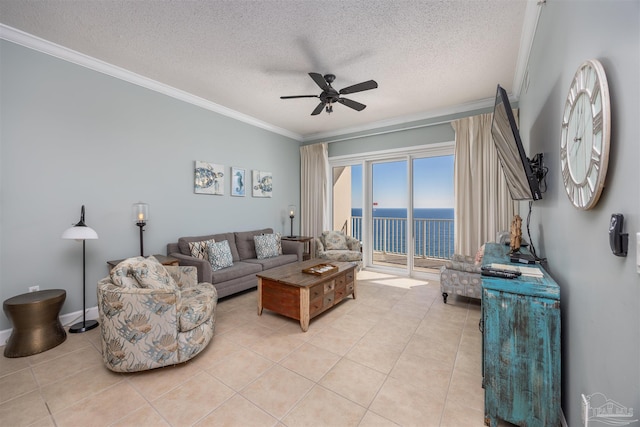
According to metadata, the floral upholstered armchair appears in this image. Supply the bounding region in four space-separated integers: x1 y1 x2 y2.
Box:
439 245 484 304
97 256 217 372
315 230 362 269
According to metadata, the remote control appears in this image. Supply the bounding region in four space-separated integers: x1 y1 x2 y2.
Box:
481 270 518 279
481 266 522 276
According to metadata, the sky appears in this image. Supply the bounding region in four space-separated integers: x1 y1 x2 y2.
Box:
351 155 454 209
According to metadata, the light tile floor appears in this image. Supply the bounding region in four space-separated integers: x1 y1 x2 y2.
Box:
0 270 495 426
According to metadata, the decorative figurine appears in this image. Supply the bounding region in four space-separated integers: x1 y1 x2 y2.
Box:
510 214 522 253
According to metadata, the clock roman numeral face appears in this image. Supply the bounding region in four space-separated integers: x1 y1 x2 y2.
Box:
560 60 610 210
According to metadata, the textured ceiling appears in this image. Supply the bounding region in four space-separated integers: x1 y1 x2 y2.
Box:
0 0 535 141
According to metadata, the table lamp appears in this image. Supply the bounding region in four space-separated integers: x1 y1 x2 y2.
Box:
288 205 296 238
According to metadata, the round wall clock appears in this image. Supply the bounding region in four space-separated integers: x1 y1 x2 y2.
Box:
560 59 611 210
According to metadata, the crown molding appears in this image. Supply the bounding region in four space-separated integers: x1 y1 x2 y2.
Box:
1 14 536 145
512 0 544 98
0 24 303 142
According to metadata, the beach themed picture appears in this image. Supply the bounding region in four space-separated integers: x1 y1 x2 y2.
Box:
252 170 273 198
194 161 224 195
231 167 246 197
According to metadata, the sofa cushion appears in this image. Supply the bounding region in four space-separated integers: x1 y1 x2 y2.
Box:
110 256 146 288
322 231 349 250
210 261 262 284
178 232 240 261
235 228 272 260
318 250 362 263
244 254 299 270
254 233 282 259
130 256 177 290
208 240 234 271
177 283 217 332
188 238 216 261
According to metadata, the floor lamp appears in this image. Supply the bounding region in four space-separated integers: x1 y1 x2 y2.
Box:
62 205 99 333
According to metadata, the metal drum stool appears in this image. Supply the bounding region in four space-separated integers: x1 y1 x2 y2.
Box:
3 289 67 357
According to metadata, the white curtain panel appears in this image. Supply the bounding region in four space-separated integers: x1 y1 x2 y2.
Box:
452 113 516 256
300 143 330 251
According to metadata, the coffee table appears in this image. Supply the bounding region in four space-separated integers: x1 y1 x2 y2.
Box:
257 259 357 332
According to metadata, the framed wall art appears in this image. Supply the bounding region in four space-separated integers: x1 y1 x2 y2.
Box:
231 167 246 197
194 161 225 195
252 170 272 198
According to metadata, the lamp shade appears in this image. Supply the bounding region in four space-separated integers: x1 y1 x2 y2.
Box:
288 205 296 217
61 225 98 240
133 202 149 223
61 205 98 240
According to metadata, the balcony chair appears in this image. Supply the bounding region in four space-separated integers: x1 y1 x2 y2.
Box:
314 230 362 269
97 256 217 372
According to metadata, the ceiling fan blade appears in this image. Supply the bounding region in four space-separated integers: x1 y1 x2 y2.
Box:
280 95 319 99
339 80 378 95
309 72 330 91
337 97 366 111
311 102 326 115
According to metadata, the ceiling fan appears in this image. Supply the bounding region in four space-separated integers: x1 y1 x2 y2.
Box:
280 72 378 115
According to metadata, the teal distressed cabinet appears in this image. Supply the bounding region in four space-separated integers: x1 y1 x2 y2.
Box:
481 243 561 427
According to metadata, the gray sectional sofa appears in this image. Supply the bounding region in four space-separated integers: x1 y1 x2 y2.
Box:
167 228 303 298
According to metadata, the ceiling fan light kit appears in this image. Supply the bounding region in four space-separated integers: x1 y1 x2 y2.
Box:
281 72 378 116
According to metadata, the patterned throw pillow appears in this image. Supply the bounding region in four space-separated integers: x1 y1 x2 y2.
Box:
254 233 281 259
131 256 177 290
207 240 234 271
322 231 349 250
110 256 146 288
189 238 216 261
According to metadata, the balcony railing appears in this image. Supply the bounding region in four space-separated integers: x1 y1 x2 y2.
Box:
350 216 454 260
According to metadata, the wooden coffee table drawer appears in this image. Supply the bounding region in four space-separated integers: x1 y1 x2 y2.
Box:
324 280 335 293
346 270 354 282
309 298 324 316
346 281 354 294
310 284 323 300
323 292 335 308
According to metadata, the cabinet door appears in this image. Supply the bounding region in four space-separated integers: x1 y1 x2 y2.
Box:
483 289 561 427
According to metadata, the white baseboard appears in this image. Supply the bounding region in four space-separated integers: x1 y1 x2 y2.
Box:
1 306 99 345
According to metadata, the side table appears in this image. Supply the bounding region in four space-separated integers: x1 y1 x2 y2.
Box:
281 236 314 260
3 289 67 358
107 254 179 270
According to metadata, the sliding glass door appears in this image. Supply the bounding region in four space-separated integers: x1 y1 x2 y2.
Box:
412 155 454 273
371 160 408 269
330 143 454 276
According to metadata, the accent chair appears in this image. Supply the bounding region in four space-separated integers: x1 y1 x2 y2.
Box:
97 256 217 372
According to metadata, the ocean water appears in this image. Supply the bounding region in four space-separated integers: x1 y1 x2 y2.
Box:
350 208 454 258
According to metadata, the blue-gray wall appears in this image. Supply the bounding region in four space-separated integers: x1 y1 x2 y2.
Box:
0 40 301 330
518 1 639 425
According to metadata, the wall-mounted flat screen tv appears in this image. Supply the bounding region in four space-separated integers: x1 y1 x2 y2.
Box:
491 84 542 201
